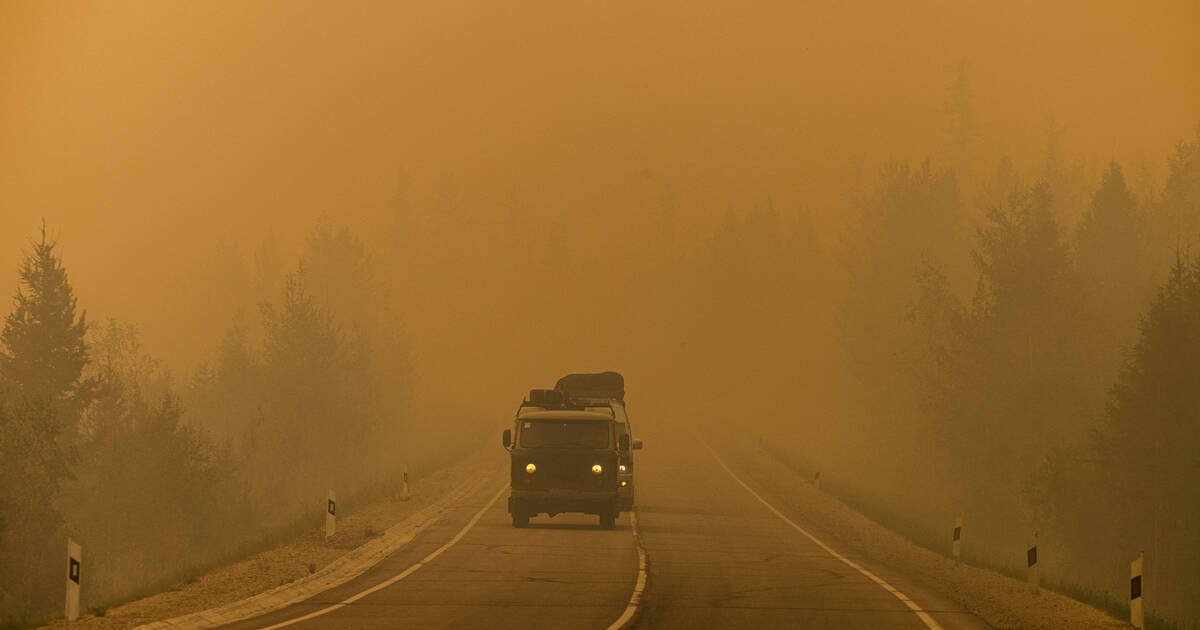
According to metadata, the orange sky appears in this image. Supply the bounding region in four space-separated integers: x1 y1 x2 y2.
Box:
2 0 1198 371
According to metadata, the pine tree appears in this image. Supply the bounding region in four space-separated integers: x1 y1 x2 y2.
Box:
1077 162 1142 286
0 223 94 481
255 271 378 509
1 224 91 410
947 181 1098 551
1097 252 1200 618
1076 161 1152 374
1148 124 1200 272
0 224 92 621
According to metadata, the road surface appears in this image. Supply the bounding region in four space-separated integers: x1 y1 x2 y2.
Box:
218 423 991 629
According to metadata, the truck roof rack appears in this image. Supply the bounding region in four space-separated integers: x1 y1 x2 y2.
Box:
518 388 615 415
525 388 564 408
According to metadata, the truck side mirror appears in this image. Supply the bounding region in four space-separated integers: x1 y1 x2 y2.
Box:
502 429 512 448
632 438 643 450
618 434 630 451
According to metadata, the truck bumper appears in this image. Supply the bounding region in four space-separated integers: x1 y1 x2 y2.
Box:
509 489 618 516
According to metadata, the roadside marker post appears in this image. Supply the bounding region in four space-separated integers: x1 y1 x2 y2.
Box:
1026 533 1039 595
326 490 336 540
66 538 81 621
401 464 410 501
1130 552 1144 629
952 516 962 566
814 470 821 491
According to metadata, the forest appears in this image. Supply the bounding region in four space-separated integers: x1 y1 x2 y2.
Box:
2 122 1199 627
0 219 442 623
829 124 1200 627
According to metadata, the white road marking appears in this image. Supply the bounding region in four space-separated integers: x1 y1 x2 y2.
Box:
258 484 508 630
604 511 648 630
702 442 945 630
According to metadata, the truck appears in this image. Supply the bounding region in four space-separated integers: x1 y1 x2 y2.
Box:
502 387 637 529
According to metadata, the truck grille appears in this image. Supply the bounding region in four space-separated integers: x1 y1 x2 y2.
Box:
514 452 614 490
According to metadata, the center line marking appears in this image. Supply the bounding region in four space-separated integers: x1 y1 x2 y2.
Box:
604 511 648 630
700 440 945 630
258 484 507 630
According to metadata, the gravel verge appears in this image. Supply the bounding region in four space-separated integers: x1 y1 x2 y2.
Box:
36 445 503 630
717 430 1133 630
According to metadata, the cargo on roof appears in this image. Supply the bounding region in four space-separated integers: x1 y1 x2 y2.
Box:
554 371 625 402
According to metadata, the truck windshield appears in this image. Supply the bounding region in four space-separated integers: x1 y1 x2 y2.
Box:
520 421 610 449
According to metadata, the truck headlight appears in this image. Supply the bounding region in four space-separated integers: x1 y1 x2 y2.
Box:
618 464 627 473
591 464 603 474
525 463 537 474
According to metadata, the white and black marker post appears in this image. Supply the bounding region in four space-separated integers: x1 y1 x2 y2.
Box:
1026 532 1040 595
1130 551 1144 629
952 515 963 566
66 538 81 621
401 463 410 501
325 489 336 540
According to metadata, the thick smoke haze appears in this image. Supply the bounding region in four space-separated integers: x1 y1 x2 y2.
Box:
3 2 1198 382
2 1 1200 627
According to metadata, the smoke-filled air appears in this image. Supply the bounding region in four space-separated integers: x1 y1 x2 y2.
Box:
2 2 1199 630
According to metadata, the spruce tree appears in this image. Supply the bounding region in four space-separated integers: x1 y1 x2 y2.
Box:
1077 161 1142 287
1098 252 1200 616
0 223 92 479
1076 161 1153 376
0 224 91 620
1148 124 1200 271
1 223 91 410
948 181 1098 551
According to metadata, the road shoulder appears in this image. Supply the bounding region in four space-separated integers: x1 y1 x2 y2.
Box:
37 447 502 630
710 430 1132 630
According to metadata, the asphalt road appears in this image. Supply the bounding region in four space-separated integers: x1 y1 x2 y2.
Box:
218 424 992 630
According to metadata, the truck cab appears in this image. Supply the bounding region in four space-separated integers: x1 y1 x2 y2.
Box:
503 395 623 528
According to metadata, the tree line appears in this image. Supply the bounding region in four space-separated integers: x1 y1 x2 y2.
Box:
836 125 1200 626
0 219 408 625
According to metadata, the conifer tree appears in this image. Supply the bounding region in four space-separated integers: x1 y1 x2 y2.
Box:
943 181 1100 550
0 223 94 484
1148 125 1200 270
1076 161 1153 372
1096 252 1200 614
1 223 91 412
1077 162 1142 284
0 224 92 620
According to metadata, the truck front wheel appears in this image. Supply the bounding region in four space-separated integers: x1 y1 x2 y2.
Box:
599 509 616 530
512 509 530 528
